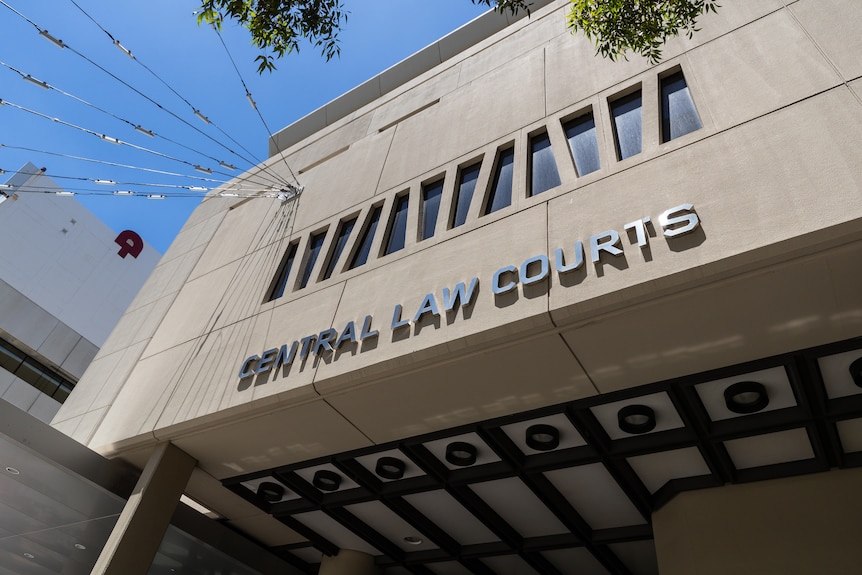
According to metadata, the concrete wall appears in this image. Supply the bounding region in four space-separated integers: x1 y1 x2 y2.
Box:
653 468 862 574
0 164 161 347
54 0 862 488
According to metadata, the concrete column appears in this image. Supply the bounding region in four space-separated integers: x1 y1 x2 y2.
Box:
653 468 862 575
91 442 196 575
318 549 380 575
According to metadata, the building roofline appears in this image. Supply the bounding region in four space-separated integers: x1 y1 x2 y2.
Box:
268 0 557 155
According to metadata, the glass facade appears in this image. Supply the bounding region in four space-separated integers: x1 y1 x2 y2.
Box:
484 147 515 215
529 132 561 196
611 90 643 160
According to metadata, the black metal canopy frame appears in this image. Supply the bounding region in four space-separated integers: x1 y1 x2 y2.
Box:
224 336 862 575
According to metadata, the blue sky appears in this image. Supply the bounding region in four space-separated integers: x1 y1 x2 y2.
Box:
0 0 494 252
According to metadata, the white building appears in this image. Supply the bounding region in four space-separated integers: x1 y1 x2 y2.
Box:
0 162 160 422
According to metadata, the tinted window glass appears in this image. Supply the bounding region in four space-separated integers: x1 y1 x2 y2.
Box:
451 162 481 228
611 91 642 160
484 147 515 215
323 217 357 280
349 206 382 269
266 242 298 301
563 112 600 176
661 71 702 142
420 180 444 240
299 232 327 289
384 194 409 255
529 132 561 196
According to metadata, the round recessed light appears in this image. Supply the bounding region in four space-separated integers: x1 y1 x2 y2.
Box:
375 457 406 480
445 441 477 467
5 467 20 475
617 405 657 435
403 536 423 545
525 424 560 451
74 543 86 550
724 381 769 414
257 481 286 503
849 357 862 388
312 470 342 492
23 553 35 559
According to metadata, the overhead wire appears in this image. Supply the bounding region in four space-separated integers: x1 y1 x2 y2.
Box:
0 143 231 184
211 24 301 188
0 59 268 178
0 98 280 189
64 0 293 187
0 0 293 189
0 143 294 200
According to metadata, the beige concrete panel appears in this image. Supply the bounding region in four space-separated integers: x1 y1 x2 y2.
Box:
67 406 108 445
827 241 862 333
60 337 99 380
189 194 286 281
169 398 374 479
290 129 397 231
282 113 374 176
89 340 199 452
548 86 862 329
178 192 231 233
653 468 862 575
271 107 328 156
51 415 82 438
143 262 245 359
456 9 564 91
685 9 841 130
126 245 206 312
99 294 175 358
561 245 862 393
228 283 345 404
369 67 460 134
151 305 323 431
313 205 552 388
37 322 82 369
324 334 596 444
788 0 862 82
651 0 785 62
53 342 145 421
545 31 651 119
378 49 547 193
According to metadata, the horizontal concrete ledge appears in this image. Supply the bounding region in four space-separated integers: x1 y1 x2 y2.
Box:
268 0 557 156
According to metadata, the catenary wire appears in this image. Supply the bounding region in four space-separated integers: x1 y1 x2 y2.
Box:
0 0 293 188
66 0 271 174
211 24 301 187
0 98 281 189
0 59 261 175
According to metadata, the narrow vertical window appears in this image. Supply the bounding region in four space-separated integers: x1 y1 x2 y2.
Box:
266 242 298 301
349 205 382 270
483 147 515 215
661 71 702 142
420 179 444 241
322 217 357 280
529 131 561 196
610 90 642 160
383 193 409 255
298 231 326 289
563 112 600 176
451 162 481 228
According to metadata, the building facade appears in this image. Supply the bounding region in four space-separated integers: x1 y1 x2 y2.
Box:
0 163 159 423
54 0 862 573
